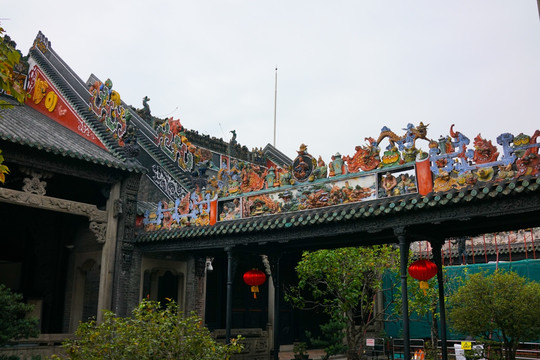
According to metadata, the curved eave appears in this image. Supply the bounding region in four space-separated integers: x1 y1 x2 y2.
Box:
0 131 143 173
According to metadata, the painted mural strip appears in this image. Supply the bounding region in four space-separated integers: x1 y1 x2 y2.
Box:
142 166 418 231
143 191 216 231
142 124 540 231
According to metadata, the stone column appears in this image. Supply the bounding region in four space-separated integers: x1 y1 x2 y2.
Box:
430 239 448 360
395 227 411 360
96 182 120 322
194 256 207 319
111 173 142 317
225 247 234 344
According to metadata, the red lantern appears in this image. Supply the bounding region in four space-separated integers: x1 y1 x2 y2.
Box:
243 269 266 299
408 259 437 294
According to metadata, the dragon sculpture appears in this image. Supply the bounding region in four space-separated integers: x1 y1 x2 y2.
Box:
343 137 381 172
516 130 540 177
375 122 430 150
472 134 499 164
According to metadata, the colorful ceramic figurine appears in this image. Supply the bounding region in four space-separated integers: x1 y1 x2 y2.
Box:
380 147 402 168
329 153 346 176
381 172 398 196
396 173 417 194
433 170 461 192
280 166 294 186
515 130 540 177
343 137 381 172
311 156 328 180
265 167 276 188
292 144 315 182
473 134 499 164
239 164 266 193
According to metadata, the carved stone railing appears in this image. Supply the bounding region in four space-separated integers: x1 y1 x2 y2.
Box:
0 187 108 242
0 333 74 359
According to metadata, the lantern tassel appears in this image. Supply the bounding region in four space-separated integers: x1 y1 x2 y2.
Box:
419 280 429 295
251 285 259 299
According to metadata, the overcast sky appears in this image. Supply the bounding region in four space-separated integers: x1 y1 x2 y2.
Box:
4 1 540 163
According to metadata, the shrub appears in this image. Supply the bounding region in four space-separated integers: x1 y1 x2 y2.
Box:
0 284 39 347
305 319 347 359
55 299 242 360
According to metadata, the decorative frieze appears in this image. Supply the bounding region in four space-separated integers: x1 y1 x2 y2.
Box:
0 187 108 243
149 164 187 201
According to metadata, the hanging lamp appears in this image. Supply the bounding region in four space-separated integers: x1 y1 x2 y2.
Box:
243 268 266 299
408 259 437 294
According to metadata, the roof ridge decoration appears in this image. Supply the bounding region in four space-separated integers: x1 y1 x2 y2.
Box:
133 96 268 170
154 117 195 172
141 124 540 232
88 79 137 150
429 125 540 191
31 31 50 54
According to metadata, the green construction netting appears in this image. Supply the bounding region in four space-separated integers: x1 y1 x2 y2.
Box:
383 259 540 340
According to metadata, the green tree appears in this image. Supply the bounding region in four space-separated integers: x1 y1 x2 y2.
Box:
0 24 26 184
0 149 9 184
448 271 540 360
0 284 39 346
390 263 465 359
0 25 25 105
305 319 347 360
285 246 398 360
55 298 243 360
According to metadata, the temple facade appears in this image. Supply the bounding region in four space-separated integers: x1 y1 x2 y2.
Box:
1 32 539 360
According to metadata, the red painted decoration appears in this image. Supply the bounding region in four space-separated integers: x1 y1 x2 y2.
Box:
25 66 107 150
243 269 266 299
408 259 437 281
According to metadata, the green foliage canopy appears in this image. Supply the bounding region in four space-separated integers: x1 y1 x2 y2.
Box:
55 299 242 360
286 245 398 360
0 284 39 347
448 270 540 360
0 25 25 105
390 262 465 358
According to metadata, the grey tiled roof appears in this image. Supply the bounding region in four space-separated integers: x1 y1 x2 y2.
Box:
0 95 143 172
263 143 293 167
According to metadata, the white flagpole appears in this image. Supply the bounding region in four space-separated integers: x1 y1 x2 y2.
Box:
273 67 278 147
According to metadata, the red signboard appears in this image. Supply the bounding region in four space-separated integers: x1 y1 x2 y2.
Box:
25 65 107 150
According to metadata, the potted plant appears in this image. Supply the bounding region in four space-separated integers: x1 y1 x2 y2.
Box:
293 341 309 360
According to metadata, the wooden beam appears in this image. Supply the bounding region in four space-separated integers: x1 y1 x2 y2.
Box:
0 187 107 222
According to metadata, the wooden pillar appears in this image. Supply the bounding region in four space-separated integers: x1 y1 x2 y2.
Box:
225 247 234 344
395 227 411 360
268 253 282 360
430 240 448 360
